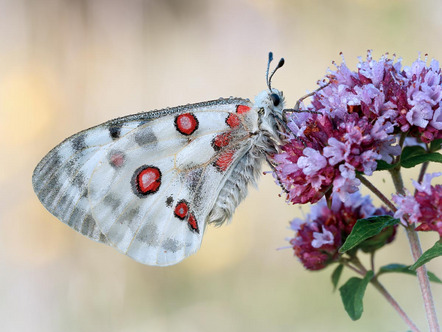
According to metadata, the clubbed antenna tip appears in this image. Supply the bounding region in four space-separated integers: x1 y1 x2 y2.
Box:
266 52 285 92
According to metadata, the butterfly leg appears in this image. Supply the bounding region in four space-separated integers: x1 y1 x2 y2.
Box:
282 81 331 123
264 155 289 194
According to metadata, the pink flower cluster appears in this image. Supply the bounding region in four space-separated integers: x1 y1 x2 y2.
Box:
273 52 442 204
392 173 442 236
289 193 393 271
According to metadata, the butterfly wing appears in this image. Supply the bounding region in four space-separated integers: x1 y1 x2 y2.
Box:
32 97 258 266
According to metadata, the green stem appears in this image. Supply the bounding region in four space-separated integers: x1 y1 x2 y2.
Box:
389 168 405 195
349 257 420 332
356 174 396 211
398 131 408 149
341 259 365 276
370 277 421 332
416 161 429 188
370 252 375 273
405 226 440 332
390 168 440 332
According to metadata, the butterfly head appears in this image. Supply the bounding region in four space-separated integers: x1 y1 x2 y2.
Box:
254 88 285 116
254 88 286 139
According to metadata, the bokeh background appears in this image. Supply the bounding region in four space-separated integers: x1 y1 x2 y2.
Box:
1 0 441 331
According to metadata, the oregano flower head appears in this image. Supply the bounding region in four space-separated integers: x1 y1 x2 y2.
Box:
273 51 442 205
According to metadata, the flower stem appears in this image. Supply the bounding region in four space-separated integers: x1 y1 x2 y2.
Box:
416 161 429 187
350 257 420 331
356 174 396 211
390 168 440 332
341 259 365 276
389 168 405 195
370 277 421 332
405 225 440 332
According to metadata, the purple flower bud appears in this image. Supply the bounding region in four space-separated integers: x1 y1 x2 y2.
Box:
288 193 395 270
323 138 346 165
393 173 442 235
297 148 327 175
311 227 335 248
413 172 442 195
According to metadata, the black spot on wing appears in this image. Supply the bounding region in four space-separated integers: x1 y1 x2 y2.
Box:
162 238 180 252
103 195 121 209
186 168 203 193
99 233 108 243
139 222 157 238
72 134 87 151
71 172 86 189
120 207 140 224
109 126 121 140
136 223 160 246
166 196 174 207
81 214 97 237
183 168 205 210
65 155 79 173
134 126 158 146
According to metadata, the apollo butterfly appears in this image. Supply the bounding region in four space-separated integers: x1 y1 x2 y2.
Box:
32 53 287 266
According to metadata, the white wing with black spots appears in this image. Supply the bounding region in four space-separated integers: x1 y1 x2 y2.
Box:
32 96 285 266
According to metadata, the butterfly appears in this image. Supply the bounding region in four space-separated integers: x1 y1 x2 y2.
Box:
32 53 287 266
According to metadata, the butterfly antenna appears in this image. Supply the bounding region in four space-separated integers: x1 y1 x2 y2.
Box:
266 52 274 91
268 59 285 92
266 52 285 92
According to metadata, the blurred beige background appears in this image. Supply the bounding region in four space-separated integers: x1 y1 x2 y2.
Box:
1 0 441 331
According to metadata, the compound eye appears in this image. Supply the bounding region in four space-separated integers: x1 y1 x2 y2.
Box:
270 93 280 107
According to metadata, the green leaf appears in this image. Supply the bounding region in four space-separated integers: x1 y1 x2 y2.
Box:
409 240 442 271
378 263 442 283
401 152 442 168
339 271 374 320
339 216 400 253
331 264 344 291
358 224 396 253
375 160 398 171
401 145 426 160
400 145 442 168
429 138 442 152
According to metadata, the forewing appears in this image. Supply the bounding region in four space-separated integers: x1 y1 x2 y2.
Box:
32 98 254 266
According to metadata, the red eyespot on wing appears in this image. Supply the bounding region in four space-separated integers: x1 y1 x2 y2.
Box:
212 132 231 150
175 113 199 135
132 165 161 196
236 105 251 114
174 200 189 220
187 213 199 233
109 150 125 168
226 113 240 128
214 150 234 172
173 200 199 233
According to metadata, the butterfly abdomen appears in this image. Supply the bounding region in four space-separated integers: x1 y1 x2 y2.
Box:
207 111 280 226
207 145 265 226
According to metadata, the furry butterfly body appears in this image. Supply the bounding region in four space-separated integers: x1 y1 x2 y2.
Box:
33 54 287 266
